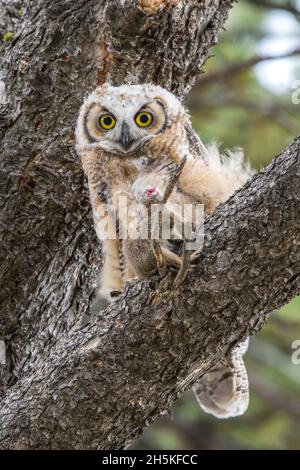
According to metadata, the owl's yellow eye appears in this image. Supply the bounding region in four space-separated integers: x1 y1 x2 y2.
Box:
99 114 116 130
135 111 153 128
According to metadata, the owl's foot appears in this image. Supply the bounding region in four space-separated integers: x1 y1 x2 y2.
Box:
152 236 191 286
152 238 190 285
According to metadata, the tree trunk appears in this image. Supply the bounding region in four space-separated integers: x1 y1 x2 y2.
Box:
0 137 299 449
0 0 299 451
0 0 234 391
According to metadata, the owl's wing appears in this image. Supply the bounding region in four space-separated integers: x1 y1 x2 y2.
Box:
193 339 249 418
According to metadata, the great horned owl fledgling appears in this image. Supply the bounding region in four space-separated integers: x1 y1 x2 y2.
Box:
75 83 253 419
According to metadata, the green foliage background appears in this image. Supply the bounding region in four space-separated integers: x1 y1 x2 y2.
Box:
132 0 300 450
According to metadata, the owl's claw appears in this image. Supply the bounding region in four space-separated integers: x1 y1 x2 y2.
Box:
173 239 191 287
152 237 191 285
151 239 168 278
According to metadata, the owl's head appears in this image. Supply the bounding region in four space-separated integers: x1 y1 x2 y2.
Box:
75 84 185 155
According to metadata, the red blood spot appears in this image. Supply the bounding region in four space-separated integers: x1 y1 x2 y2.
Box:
145 186 157 199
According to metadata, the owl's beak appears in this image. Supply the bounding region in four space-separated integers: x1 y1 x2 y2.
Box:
120 122 134 151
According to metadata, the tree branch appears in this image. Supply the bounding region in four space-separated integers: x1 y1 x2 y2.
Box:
189 95 299 134
196 48 300 88
245 0 300 16
0 136 299 449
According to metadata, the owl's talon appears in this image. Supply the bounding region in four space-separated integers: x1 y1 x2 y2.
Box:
190 246 203 264
173 239 191 287
151 239 167 277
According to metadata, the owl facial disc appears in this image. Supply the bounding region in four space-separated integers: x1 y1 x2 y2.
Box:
76 83 183 155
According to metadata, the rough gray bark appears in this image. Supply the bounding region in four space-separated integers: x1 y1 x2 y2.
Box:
0 0 299 451
0 0 24 44
0 0 233 392
0 138 299 449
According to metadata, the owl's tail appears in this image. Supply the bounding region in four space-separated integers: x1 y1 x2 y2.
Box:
193 339 249 419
